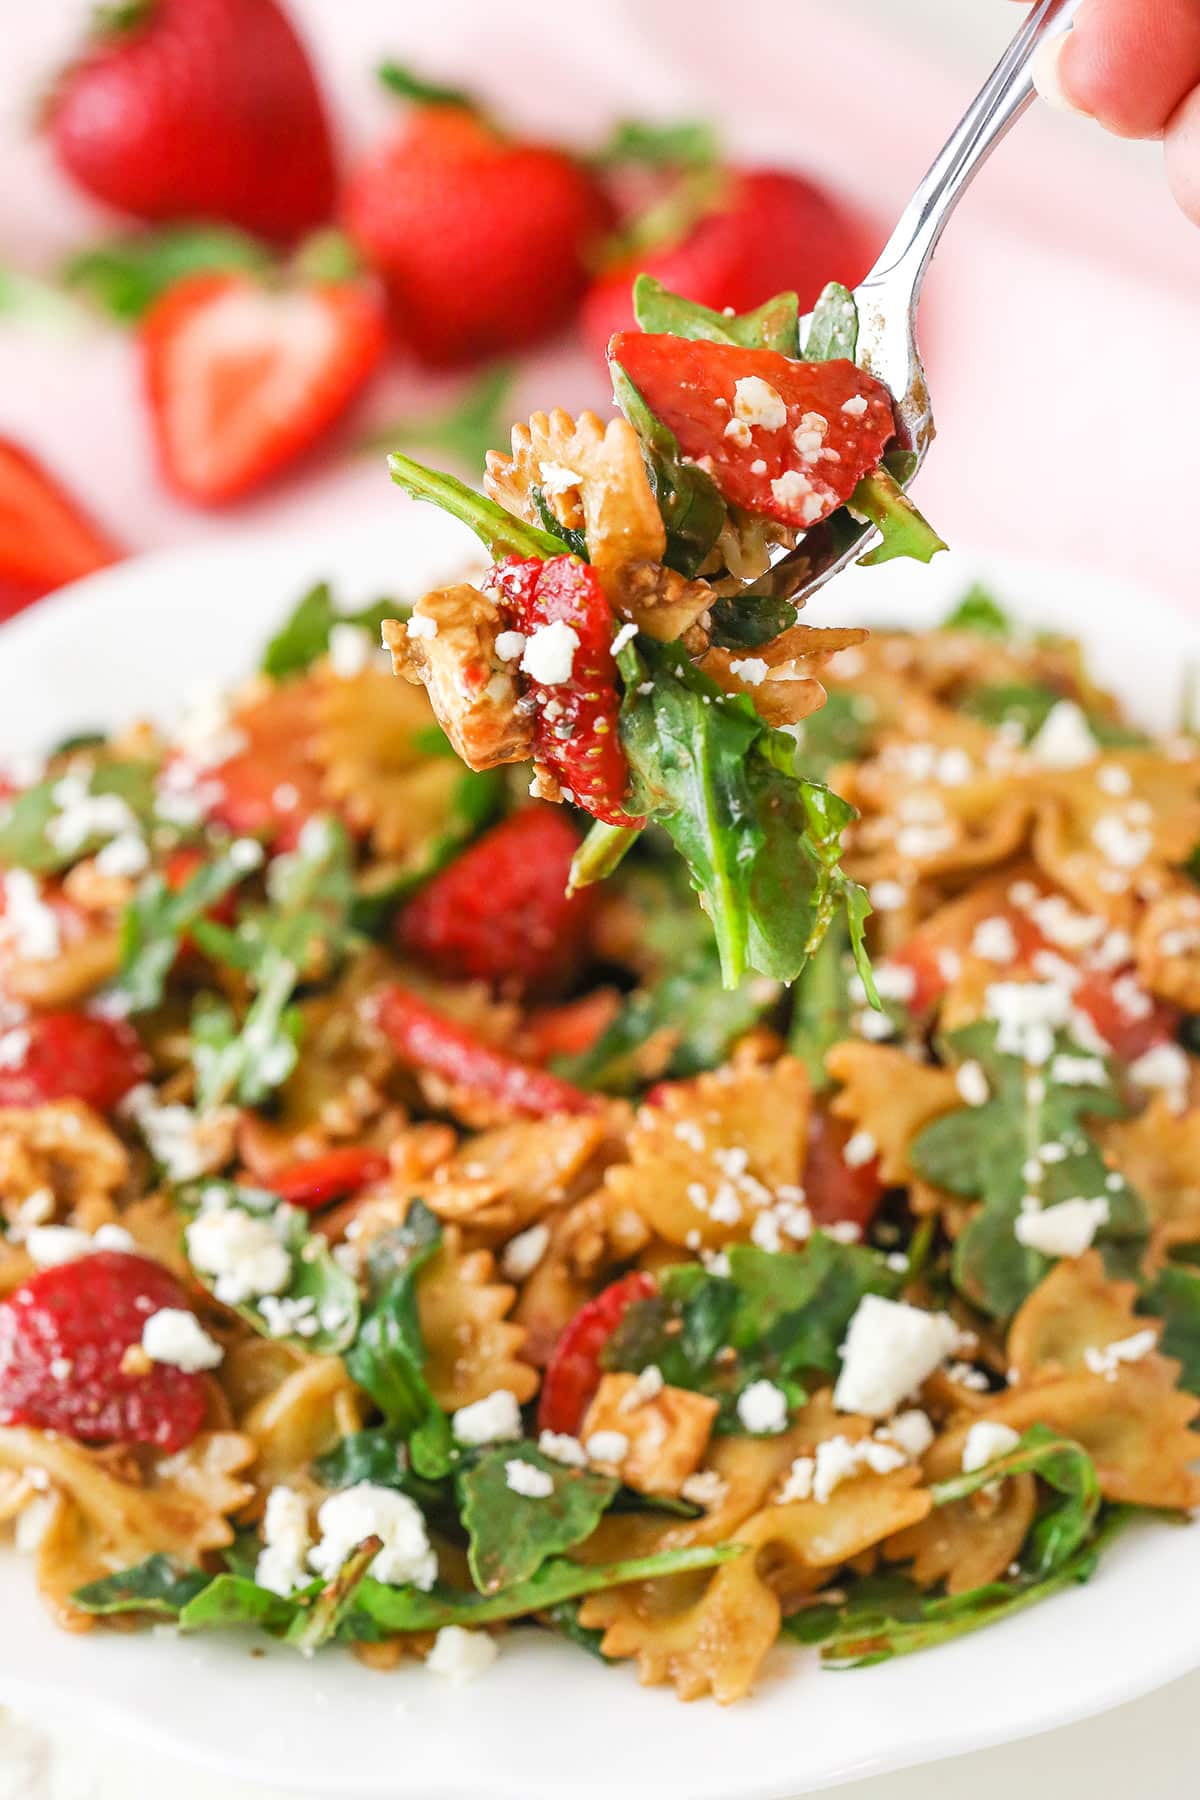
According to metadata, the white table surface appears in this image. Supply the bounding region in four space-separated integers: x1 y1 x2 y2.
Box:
2 2 1196 1794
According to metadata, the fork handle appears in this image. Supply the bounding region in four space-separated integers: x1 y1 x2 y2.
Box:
862 0 1086 299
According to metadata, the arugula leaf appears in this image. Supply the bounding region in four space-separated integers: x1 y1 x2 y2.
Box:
176 1182 360 1354
345 1204 455 1479
610 362 726 577
803 281 859 362
910 1021 1147 1320
781 689 877 785
543 1599 613 1661
117 846 252 1013
191 816 357 1109
1140 1265 1200 1394
178 1574 310 1635
942 583 1012 637
615 636 871 989
0 759 161 875
360 364 515 472
596 119 720 169
458 1446 617 1592
63 225 272 323
605 1236 900 1429
69 1555 210 1619
931 1425 1100 1574
632 274 800 356
261 581 401 681
960 681 1147 750
568 819 643 893
706 592 799 650
787 914 857 1091
387 454 562 560
286 1539 382 1655
851 469 948 567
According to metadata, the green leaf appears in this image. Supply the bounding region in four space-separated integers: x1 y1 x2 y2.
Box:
851 469 948 568
781 689 877 785
930 1425 1100 1575
595 119 720 169
63 225 272 323
387 454 562 560
942 583 1012 637
176 1183 360 1354
568 820 643 893
0 759 161 875
117 846 253 1013
1140 1265 1200 1394
911 1020 1147 1320
610 362 726 577
543 1599 613 1661
787 913 856 1092
960 681 1147 751
458 1445 617 1592
345 1204 455 1479
361 365 516 473
377 61 476 108
706 593 798 650
615 636 868 989
632 275 800 356
70 1555 210 1619
260 581 400 681
352 1544 740 1632
286 1538 382 1654
179 1575 308 1636
803 282 859 362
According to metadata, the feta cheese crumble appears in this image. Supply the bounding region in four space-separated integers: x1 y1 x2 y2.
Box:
494 629 527 662
405 612 439 641
520 621 579 686
732 376 787 431
452 1388 522 1447
538 1430 587 1468
961 1421 1020 1473
255 1486 312 1596
735 1380 789 1436
1083 1328 1157 1379
585 1430 630 1465
185 1203 292 1306
500 1222 550 1281
141 1308 224 1372
504 1459 554 1499
309 1484 437 1589
955 1060 990 1108
1014 1196 1109 1259
1027 700 1098 770
427 1625 498 1684
834 1296 959 1419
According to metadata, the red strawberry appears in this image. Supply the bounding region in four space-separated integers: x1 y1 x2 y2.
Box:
47 0 336 243
608 333 895 531
0 440 123 622
376 984 598 1118
268 1146 390 1211
537 1271 658 1433
583 169 874 362
489 556 641 828
140 272 388 505
343 107 611 366
396 808 593 996
0 1012 148 1113
804 1111 884 1236
0 1251 211 1451
200 678 326 850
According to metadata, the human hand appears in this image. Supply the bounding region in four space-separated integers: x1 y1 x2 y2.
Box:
1027 0 1200 224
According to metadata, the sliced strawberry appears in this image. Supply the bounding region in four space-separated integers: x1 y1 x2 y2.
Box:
141 273 387 505
0 1251 210 1451
608 333 894 530
489 556 641 827
0 1012 148 1113
396 808 593 995
376 983 598 1118
0 439 123 620
522 989 621 1065
804 1110 884 1236
269 1146 390 1211
537 1270 658 1435
202 678 326 850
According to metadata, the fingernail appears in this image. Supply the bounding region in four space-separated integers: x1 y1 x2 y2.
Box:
1031 30 1090 117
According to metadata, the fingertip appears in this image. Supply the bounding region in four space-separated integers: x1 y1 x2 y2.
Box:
1165 86 1200 227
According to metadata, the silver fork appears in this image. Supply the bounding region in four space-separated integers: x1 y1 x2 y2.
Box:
766 0 1085 606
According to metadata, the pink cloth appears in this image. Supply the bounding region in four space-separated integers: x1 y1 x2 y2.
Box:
2 0 1197 604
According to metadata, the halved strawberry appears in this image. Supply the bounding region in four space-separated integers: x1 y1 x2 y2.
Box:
0 439 123 621
537 1271 658 1434
396 807 593 995
608 333 894 531
140 273 387 505
489 556 642 827
0 1012 148 1113
268 1146 390 1211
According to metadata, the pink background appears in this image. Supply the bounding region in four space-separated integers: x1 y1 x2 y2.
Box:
2 0 1198 613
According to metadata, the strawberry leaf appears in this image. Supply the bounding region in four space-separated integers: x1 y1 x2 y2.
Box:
595 119 720 170
63 225 271 323
457 1445 617 1592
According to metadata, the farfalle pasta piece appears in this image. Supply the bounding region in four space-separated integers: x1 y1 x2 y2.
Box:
825 1043 960 1185
1135 885 1200 1010
0 923 121 1010
383 585 532 772
885 1475 1037 1594
0 1426 255 1629
1096 1098 1200 1259
414 1113 611 1239
603 1057 809 1250
512 1187 652 1366
0 1101 129 1234
604 560 714 644
924 1362 1200 1510
417 1224 537 1410
240 1354 366 1493
1007 1252 1163 1385
701 625 869 729
581 1373 719 1497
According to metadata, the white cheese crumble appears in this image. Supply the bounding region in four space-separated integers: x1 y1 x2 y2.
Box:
679 1469 728 1508
955 1060 990 1107
880 1409 935 1459
538 461 580 498
256 1486 312 1596
452 1388 522 1447
1027 700 1098 769
841 394 869 417
504 1459 554 1499
869 880 907 913
1128 1042 1190 1101
0 871 61 962
173 685 248 770
406 612 439 641
727 656 770 687
585 1430 630 1465
843 1130 877 1169
1083 1327 1157 1379
25 1223 134 1266
618 1364 664 1411
970 916 1018 964
538 1430 587 1468
500 1222 550 1282
309 1484 437 1590
961 1421 1020 1473
520 621 580 686
494 629 527 662
185 1203 291 1306
141 1308 223 1372
735 1380 789 1436
769 471 824 523
834 1296 959 1419
427 1625 498 1684
1091 813 1151 870
95 832 150 878
985 979 1072 1065
1048 1053 1107 1088
122 1086 235 1183
610 621 638 655
732 376 787 431
328 622 377 673
1014 1196 1109 1258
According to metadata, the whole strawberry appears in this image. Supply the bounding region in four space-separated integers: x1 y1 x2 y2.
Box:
47 0 337 243
343 94 611 366
0 439 123 621
583 168 875 362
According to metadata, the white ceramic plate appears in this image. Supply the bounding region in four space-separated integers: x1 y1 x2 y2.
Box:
0 509 1196 1800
